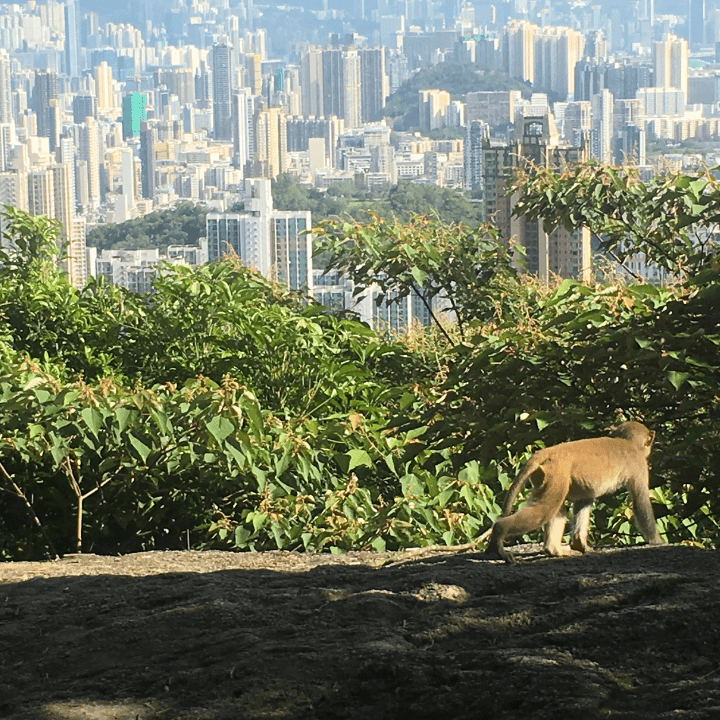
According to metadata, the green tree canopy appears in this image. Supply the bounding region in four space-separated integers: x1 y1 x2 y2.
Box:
384 62 532 130
86 202 209 252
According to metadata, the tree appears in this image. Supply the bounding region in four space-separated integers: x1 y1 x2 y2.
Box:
383 62 532 130
509 162 720 280
314 213 522 343
86 202 209 252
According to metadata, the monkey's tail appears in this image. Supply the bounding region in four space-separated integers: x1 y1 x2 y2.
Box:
500 460 542 516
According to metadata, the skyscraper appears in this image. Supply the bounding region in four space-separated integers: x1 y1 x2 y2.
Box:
139 121 156 200
482 112 590 282
653 34 689 101
244 53 262 96
359 47 388 122
322 47 361 128
232 89 251 171
78 117 101 209
64 0 80 78
533 26 585 100
0 50 11 124
122 93 147 139
212 43 234 142
72 94 96 124
418 89 450 131
206 179 312 292
505 19 536 84
272 212 313 293
95 61 114 114
591 88 614 163
465 120 488 193
300 46 323 117
27 169 53 218
255 107 287 178
32 70 58 148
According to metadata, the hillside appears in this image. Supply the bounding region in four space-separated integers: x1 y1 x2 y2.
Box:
1 544 719 719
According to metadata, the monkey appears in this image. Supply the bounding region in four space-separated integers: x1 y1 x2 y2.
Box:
486 421 665 564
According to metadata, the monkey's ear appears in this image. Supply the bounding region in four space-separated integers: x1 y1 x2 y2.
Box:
647 430 655 446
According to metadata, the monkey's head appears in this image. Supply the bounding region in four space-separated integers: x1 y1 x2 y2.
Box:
610 421 655 455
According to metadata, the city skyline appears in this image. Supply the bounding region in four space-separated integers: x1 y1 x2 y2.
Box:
0 0 714 312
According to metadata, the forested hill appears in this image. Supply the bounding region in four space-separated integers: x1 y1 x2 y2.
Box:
384 63 533 130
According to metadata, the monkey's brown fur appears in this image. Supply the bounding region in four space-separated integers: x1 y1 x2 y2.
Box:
486 421 664 564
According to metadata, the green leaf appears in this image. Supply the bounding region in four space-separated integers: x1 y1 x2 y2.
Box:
114 406 136 432
81 408 103 438
128 431 152 463
206 415 235 444
667 371 690 390
346 448 373 471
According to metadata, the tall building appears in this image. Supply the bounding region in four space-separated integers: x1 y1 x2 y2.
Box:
418 89 450 131
24 163 85 285
32 70 58 149
122 93 146 139
505 19 536 84
206 178 313 292
57 135 78 210
78 117 101 209
244 53 262 95
27 168 53 218
562 101 592 146
0 50 11 124
465 120 488 193
72 94 96 124
272 212 313 293
118 146 136 218
206 213 268 272
300 46 324 117
653 34 689 102
466 90 519 127
212 43 234 142
254 107 287 178
0 171 27 212
139 121 156 200
232 89 251 171
0 124 15 172
65 216 88 288
50 163 86 287
95 61 114 113
591 88 614 163
533 26 585 99
322 47 361 128
482 112 591 282
64 0 80 78
613 98 645 163
359 47 388 122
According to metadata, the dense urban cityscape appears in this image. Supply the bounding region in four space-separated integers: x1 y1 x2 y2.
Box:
0 0 713 327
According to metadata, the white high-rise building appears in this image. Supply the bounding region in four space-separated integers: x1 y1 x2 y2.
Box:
232 89 251 171
78 117 101 209
95 61 114 114
653 33 688 103
272 212 312 293
64 0 80 78
0 50 11 124
300 46 323 118
205 178 312 292
591 88 613 163
27 168 53 217
0 171 26 212
533 26 585 100
322 47 362 129
505 20 536 84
